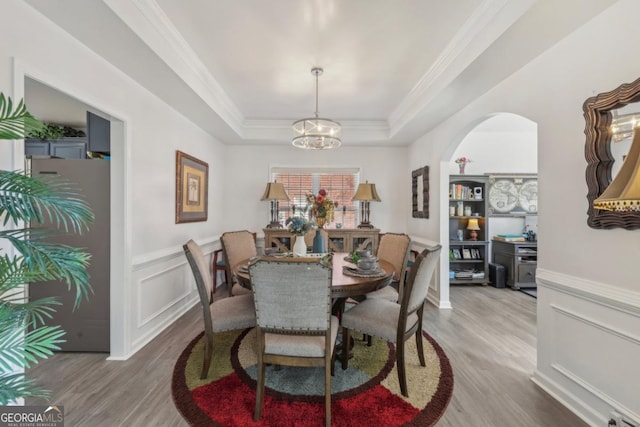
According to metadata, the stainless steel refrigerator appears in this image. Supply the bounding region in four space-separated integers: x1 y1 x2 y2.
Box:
28 158 110 352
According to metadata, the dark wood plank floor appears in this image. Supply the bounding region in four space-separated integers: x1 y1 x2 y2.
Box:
26 285 587 426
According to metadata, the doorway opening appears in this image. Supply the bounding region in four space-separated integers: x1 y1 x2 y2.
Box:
443 113 538 299
22 75 127 358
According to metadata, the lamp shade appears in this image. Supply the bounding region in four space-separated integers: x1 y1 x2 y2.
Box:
352 182 381 201
593 128 640 211
466 218 481 230
261 182 290 201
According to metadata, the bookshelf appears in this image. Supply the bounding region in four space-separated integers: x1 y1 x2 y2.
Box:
448 175 489 285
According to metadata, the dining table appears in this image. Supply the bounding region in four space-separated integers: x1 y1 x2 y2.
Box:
234 252 394 308
234 252 394 363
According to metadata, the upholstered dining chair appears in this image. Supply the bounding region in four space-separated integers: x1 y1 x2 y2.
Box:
366 233 411 302
182 240 256 379
220 230 257 297
340 244 442 397
211 249 227 297
249 257 337 427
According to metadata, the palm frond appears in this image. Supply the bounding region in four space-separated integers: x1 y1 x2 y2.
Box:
0 93 45 140
0 320 65 371
0 373 49 405
0 170 93 232
0 233 92 308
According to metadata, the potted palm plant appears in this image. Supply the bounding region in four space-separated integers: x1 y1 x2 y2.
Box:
0 93 93 404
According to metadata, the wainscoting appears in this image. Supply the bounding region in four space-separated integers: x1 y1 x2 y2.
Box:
127 239 219 358
534 269 640 426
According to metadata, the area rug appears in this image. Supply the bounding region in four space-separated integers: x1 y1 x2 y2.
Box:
172 328 453 426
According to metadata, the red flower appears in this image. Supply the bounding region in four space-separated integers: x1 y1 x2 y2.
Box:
318 189 327 196
316 195 325 203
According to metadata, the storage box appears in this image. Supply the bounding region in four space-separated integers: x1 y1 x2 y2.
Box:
489 263 506 288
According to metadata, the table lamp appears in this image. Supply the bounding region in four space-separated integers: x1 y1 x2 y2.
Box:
466 218 481 240
261 182 290 228
352 181 381 228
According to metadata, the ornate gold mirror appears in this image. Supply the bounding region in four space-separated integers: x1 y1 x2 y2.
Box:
583 76 640 229
412 166 429 218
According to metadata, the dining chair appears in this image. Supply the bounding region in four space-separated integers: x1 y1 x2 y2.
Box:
211 249 227 297
220 230 257 297
340 244 442 397
366 233 411 302
182 240 256 379
248 257 337 427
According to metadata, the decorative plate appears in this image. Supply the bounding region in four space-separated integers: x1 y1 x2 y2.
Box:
342 266 387 278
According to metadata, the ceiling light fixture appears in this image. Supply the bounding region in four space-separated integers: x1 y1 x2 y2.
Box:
292 67 342 150
610 111 640 143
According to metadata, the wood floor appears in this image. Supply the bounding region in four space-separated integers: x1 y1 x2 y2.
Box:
26 285 588 426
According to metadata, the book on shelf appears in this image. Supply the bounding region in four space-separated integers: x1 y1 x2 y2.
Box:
450 184 476 200
493 235 526 242
452 269 484 280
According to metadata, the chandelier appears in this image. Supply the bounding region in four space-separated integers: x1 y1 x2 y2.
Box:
292 67 342 150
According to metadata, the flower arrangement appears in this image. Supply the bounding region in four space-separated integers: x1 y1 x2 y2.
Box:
455 157 471 164
285 215 313 236
306 189 338 227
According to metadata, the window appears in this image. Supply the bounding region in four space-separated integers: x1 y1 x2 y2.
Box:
271 167 360 228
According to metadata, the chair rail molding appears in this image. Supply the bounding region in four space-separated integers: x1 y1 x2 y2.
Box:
534 268 640 426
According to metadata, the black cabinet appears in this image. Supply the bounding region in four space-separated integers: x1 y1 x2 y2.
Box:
25 138 87 159
24 140 49 157
87 111 110 153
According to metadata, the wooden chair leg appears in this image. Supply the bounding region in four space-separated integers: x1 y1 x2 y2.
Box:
341 327 350 370
325 358 331 427
200 334 213 379
254 361 265 421
212 267 217 297
416 305 426 366
397 340 408 397
367 334 372 347
416 329 426 367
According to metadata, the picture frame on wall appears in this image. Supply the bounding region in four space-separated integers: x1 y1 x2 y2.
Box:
175 150 209 223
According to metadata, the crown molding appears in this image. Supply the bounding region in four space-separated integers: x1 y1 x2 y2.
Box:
104 0 245 134
388 0 532 135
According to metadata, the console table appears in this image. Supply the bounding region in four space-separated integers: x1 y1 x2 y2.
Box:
491 239 537 289
263 228 380 254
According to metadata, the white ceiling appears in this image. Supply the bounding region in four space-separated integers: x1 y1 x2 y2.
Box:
23 0 616 146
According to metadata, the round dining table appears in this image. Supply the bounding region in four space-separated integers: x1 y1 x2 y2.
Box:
234 252 394 303
234 252 393 363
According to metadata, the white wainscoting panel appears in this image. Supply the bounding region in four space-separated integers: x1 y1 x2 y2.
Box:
127 239 219 357
533 269 640 426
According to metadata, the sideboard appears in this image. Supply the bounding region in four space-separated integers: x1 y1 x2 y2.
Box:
263 228 380 254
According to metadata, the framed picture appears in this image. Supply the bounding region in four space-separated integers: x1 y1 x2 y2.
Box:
452 248 461 259
462 248 472 259
472 248 481 259
412 166 429 218
175 150 209 223
487 174 537 216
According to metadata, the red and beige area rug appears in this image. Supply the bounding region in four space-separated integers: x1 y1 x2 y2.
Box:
172 328 453 426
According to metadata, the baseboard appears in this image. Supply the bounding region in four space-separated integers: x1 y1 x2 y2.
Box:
531 369 602 426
